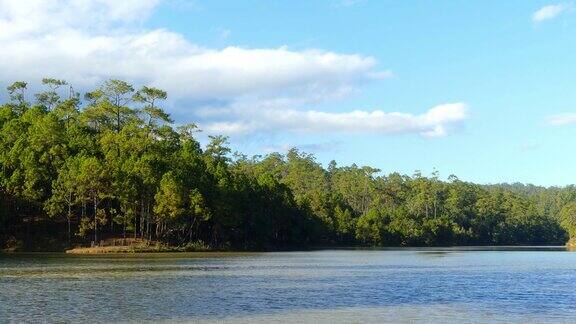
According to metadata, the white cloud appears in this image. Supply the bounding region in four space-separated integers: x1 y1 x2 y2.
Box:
0 0 466 139
547 113 576 126
201 102 467 138
532 3 572 22
0 0 385 102
0 0 160 35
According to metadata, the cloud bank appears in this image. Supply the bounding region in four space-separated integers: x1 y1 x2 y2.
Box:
0 0 465 138
0 0 383 100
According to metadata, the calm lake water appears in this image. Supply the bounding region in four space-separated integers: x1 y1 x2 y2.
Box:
1 248 576 323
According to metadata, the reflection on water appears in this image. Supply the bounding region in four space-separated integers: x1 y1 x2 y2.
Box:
1 248 576 323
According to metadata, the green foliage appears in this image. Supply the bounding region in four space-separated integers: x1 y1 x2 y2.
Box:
355 208 386 245
7 81 28 108
559 202 576 238
0 77 572 251
181 240 211 252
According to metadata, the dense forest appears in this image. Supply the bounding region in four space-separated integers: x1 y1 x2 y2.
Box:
1 79 576 251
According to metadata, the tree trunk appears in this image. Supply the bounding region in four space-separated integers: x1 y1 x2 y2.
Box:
147 203 151 240
140 199 144 239
67 210 71 247
189 217 197 242
116 108 121 133
94 196 98 244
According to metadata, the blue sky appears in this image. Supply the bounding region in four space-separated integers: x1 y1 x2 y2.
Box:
1 0 576 185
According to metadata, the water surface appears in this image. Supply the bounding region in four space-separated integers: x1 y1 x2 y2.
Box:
1 248 576 323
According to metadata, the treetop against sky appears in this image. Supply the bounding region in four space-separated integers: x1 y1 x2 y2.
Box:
1 80 573 248
1 0 575 185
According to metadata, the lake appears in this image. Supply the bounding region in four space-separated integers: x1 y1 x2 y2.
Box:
1 248 576 323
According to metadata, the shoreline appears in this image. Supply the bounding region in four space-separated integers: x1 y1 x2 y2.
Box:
3 241 573 255
65 243 214 254
58 244 575 255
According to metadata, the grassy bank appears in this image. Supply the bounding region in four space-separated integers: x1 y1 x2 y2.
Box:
66 245 175 254
65 239 213 254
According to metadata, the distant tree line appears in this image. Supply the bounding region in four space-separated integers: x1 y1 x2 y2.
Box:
0 79 574 251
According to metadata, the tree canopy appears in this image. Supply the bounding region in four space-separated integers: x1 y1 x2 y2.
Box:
0 79 573 251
